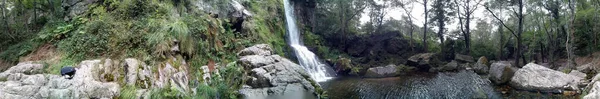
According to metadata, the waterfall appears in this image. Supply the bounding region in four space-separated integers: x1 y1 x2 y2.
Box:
283 0 333 82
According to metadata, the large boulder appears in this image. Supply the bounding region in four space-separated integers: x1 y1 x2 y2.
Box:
488 61 517 84
238 44 320 99
0 60 120 99
407 53 441 72
364 65 399 78
472 57 489 74
510 63 583 91
584 82 600 99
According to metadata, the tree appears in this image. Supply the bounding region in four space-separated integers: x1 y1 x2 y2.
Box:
367 0 390 34
455 0 483 55
422 0 429 52
394 0 417 50
485 0 525 67
566 0 576 69
429 0 453 46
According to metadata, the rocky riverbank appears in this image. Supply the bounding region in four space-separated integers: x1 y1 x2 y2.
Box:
0 44 323 98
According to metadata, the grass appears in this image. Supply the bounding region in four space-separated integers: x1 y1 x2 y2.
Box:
119 85 138 99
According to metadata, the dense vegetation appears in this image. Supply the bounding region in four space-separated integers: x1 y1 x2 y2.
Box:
0 0 288 98
1 0 600 98
292 0 600 73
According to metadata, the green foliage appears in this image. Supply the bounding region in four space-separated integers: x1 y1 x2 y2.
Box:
0 40 41 63
195 84 219 99
45 57 77 74
119 85 138 99
149 85 187 99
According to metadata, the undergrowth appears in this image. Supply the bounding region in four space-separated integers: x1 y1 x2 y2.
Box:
3 0 289 98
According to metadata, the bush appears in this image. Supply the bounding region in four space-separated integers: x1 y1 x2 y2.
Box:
0 40 42 63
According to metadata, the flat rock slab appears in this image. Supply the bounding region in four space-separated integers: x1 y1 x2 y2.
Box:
510 63 583 91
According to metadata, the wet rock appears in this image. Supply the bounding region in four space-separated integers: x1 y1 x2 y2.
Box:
488 61 516 84
436 60 460 72
472 57 490 74
569 70 587 78
455 54 475 63
510 63 583 91
333 57 352 75
238 44 319 99
364 65 399 78
407 53 441 72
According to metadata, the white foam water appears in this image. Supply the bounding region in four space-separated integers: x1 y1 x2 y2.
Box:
283 0 333 82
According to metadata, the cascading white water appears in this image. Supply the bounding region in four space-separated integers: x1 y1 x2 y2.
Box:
283 0 333 82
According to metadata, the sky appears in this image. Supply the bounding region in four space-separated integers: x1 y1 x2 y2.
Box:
359 0 492 32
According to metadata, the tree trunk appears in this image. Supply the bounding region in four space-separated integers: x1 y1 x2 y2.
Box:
516 0 523 67
498 25 504 60
567 0 577 69
465 13 471 55
2 0 13 40
423 0 428 52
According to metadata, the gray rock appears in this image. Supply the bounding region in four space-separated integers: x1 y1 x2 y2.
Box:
237 44 273 56
407 53 441 71
436 60 460 72
0 60 120 99
237 44 319 99
2 62 44 75
585 81 600 99
488 61 516 84
124 58 140 86
509 63 583 91
472 57 490 74
239 55 277 68
364 65 399 78
62 0 99 21
578 63 597 74
569 70 587 78
455 54 475 63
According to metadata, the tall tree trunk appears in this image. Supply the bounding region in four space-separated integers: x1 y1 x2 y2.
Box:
516 0 523 67
567 0 577 69
423 0 428 52
465 13 471 55
2 0 13 40
498 24 504 60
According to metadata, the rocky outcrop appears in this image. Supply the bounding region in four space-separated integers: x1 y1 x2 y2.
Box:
238 44 320 99
510 63 583 91
364 65 399 78
472 56 489 74
0 60 120 98
488 61 516 84
62 0 99 21
407 53 441 72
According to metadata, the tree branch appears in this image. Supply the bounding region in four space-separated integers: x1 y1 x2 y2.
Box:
485 6 518 37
